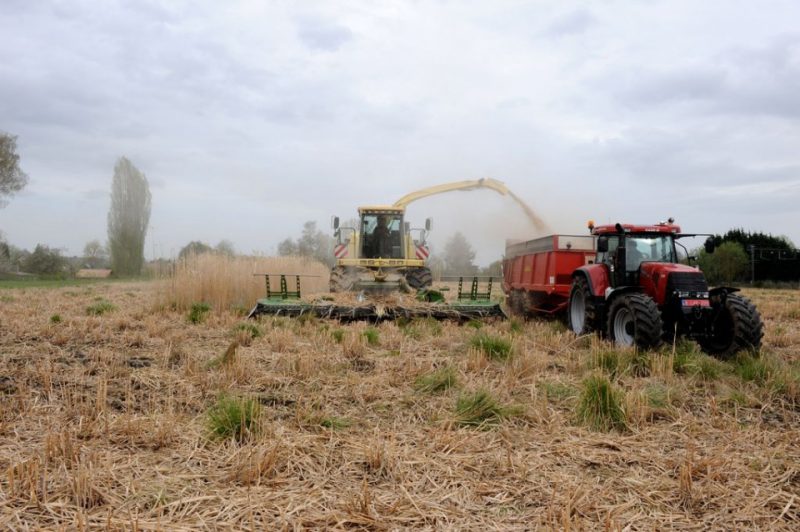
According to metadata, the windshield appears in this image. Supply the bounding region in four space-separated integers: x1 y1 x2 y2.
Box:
361 212 403 258
625 234 676 270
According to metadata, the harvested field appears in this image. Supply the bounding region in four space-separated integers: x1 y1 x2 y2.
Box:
0 282 798 529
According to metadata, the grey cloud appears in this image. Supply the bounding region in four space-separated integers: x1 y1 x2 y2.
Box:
296 16 353 51
615 35 800 118
542 8 597 37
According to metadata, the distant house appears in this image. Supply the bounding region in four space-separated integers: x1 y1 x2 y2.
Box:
76 269 112 279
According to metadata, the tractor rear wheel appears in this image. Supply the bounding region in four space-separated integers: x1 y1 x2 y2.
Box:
568 276 598 335
607 293 663 350
330 267 356 293
698 293 763 359
405 267 433 289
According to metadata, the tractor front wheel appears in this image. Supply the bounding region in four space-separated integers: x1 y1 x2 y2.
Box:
698 293 763 359
607 293 663 350
568 276 598 335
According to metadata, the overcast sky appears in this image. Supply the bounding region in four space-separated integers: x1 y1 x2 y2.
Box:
1 0 799 264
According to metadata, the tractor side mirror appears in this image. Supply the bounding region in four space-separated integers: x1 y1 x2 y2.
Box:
331 216 340 230
704 237 716 254
425 218 432 231
597 238 608 253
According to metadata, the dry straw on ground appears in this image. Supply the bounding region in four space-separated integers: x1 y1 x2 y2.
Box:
0 281 798 529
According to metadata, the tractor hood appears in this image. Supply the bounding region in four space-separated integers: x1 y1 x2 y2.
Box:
639 262 707 305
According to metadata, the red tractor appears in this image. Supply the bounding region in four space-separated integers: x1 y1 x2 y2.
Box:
567 220 763 357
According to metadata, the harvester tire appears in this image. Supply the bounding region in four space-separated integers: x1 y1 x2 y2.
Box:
698 293 763 359
330 268 356 293
405 268 433 289
568 276 598 335
607 293 663 350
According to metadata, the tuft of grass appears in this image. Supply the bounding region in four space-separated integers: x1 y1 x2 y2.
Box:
732 354 772 386
508 319 523 334
86 300 116 316
1 294 15 303
319 416 350 430
362 327 380 346
331 329 345 343
540 380 578 402
188 302 211 324
470 333 513 361
466 320 482 330
454 390 521 428
414 367 458 394
593 349 621 377
234 322 261 339
50 314 62 324
627 349 651 378
207 394 261 442
206 341 238 369
694 355 724 381
576 374 627 432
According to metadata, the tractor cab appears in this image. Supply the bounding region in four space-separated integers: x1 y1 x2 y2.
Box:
594 223 680 288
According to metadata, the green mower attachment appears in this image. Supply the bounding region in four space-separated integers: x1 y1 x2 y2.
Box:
247 274 506 322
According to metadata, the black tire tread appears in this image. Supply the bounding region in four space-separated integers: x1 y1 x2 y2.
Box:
405 268 433 289
700 293 763 359
568 276 598 334
607 293 663 350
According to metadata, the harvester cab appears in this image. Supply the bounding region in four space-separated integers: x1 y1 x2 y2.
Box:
568 220 763 358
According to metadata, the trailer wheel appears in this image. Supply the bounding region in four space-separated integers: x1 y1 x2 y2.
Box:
698 293 763 359
405 267 433 289
568 277 597 335
607 293 663 350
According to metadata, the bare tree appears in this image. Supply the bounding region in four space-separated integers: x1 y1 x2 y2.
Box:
83 239 108 269
0 133 29 207
107 157 151 276
442 232 477 276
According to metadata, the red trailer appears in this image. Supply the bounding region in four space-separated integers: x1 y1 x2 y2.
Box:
502 234 596 315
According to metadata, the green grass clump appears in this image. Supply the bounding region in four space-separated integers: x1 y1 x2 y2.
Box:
732 354 773 385
234 322 261 339
414 367 458 394
454 390 521 428
576 374 627 432
331 329 345 343
362 327 380 346
50 314 62 324
694 355 724 380
466 320 483 330
540 380 578 402
1 294 15 303
470 333 513 361
86 300 116 316
627 349 651 378
319 416 351 430
593 349 621 377
188 302 211 324
207 395 261 442
508 319 523 334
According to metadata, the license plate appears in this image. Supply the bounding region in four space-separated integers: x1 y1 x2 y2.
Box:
682 299 710 308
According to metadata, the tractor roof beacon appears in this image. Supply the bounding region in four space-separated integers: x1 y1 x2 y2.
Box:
566 219 763 358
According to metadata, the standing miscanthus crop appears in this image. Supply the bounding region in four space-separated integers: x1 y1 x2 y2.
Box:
165 253 330 312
